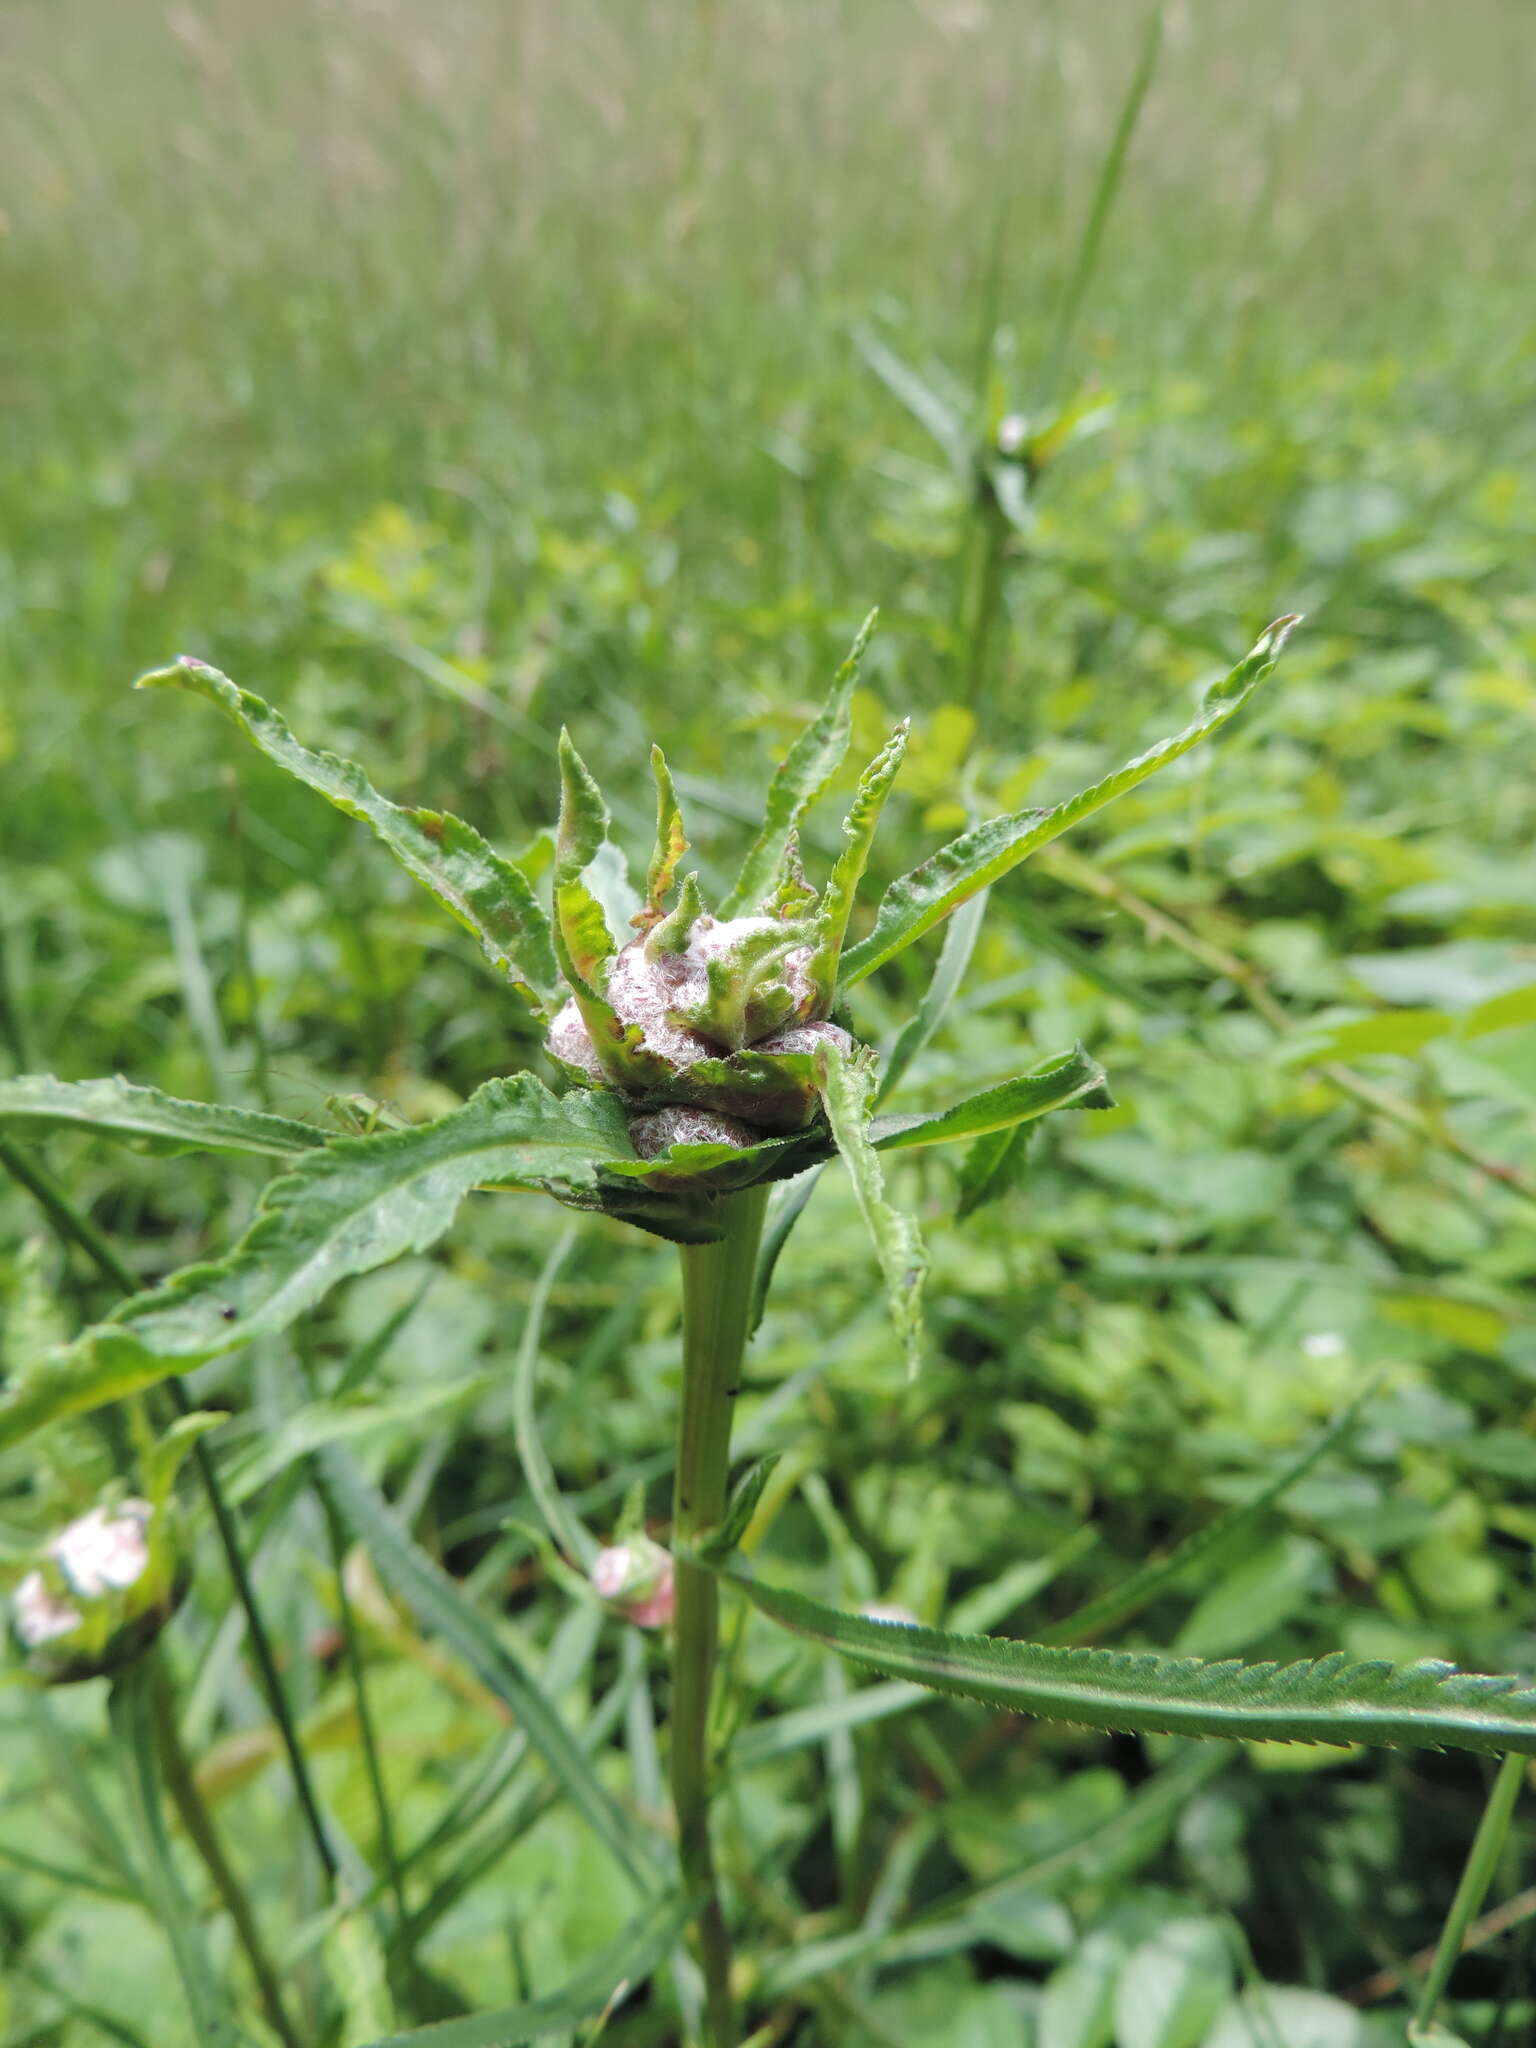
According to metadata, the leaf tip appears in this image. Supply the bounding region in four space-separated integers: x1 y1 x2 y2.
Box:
133 655 209 693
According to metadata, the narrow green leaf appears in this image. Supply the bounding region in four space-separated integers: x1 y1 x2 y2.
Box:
1039 2 1164 401
0 1078 635 1453
107 1669 245 2048
805 721 911 997
589 1178 731 1246
733 1682 925 1766
0 1073 317 1159
955 1124 1030 1220
598 1123 830 1198
869 1044 1113 1153
355 1887 692 2048
749 1163 827 1335
699 1454 782 1561
554 730 620 999
837 617 1300 990
136 658 561 1013
716 1563 1536 1758
879 886 989 1101
720 610 877 917
816 1043 926 1375
323 1447 658 1892
555 728 610 879
854 326 972 476
642 743 688 923
512 1228 599 1569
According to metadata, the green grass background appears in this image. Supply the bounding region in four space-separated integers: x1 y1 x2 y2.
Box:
4 3 1536 2042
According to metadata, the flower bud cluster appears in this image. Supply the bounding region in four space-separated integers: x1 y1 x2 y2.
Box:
545 718 906 1176
548 905 853 1145
8 1496 186 1684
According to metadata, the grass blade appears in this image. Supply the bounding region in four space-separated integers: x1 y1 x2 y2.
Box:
355 1888 693 2048
107 1667 246 2047
322 1446 658 1890
512 1226 599 1568
1039 4 1164 400
878 887 989 1101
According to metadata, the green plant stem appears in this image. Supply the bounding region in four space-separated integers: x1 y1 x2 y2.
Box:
671 1183 769 2048
1412 1751 1526 2040
961 497 1009 716
0 1129 339 1886
150 1660 303 2048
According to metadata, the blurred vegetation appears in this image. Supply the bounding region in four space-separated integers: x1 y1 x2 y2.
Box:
4 1 1536 2042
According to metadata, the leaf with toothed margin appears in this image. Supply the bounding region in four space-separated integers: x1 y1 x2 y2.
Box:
837 617 1301 992
0 1078 638 1454
599 1125 831 1197
641 744 688 925
707 1560 1536 1758
553 731 620 1002
720 610 878 917
0 1073 319 1159
816 1041 926 1375
955 1124 1030 1220
868 1043 1113 1153
805 721 911 1001
135 658 563 1014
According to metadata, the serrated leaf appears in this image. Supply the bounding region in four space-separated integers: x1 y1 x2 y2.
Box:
805 721 910 998
837 618 1300 990
712 1562 1536 1758
598 1124 830 1197
0 1077 635 1453
354 1886 692 2048
816 1042 926 1374
956 1124 1030 1220
0 1073 317 1159
699 1455 782 1560
869 1044 1113 1153
136 658 561 1013
720 610 876 917
554 730 620 1000
642 743 688 923
2 1239 70 1378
